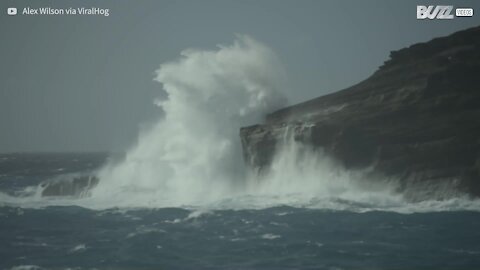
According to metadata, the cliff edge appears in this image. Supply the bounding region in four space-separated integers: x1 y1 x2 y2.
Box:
240 26 480 200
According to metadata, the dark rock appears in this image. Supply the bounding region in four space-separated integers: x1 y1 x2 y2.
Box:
240 26 480 199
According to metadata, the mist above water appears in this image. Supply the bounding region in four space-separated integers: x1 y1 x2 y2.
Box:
93 35 289 206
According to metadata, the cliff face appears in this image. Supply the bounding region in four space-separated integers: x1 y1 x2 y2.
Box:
240 26 480 199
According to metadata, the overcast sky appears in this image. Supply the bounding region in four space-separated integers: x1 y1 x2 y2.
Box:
0 0 479 152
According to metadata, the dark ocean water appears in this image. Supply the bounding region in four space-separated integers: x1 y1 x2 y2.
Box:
1 153 480 270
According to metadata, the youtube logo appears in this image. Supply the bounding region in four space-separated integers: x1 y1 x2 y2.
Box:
7 7 17 16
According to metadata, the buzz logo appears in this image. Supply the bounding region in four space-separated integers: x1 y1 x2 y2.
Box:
417 5 454 19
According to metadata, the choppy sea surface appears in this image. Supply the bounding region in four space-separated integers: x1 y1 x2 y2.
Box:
1 153 480 270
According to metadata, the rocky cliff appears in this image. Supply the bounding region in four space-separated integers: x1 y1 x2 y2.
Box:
240 26 480 200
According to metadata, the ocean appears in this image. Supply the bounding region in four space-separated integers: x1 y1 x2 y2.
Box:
1 153 480 270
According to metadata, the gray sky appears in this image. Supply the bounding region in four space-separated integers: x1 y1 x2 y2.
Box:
1 0 479 152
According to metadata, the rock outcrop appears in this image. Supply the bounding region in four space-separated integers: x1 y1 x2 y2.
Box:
240 26 480 199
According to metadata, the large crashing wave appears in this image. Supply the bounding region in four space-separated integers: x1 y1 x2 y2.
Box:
91 35 288 207
84 35 477 211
